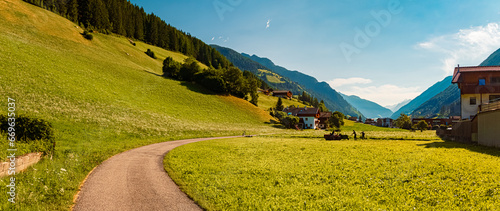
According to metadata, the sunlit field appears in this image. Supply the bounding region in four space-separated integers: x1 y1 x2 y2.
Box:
166 133 500 210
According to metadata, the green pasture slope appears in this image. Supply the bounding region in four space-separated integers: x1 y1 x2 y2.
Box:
166 122 500 210
0 0 276 209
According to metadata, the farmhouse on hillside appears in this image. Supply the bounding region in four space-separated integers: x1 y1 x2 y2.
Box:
258 88 273 95
450 65 500 147
272 90 293 99
318 112 332 129
283 106 320 129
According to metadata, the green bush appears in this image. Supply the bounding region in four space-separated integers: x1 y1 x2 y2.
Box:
162 57 181 78
273 111 299 129
194 70 226 94
0 114 55 155
145 48 156 59
82 30 93 40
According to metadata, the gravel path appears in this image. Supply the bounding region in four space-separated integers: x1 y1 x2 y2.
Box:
73 136 241 211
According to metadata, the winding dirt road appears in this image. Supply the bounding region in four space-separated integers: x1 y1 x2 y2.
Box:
73 136 241 211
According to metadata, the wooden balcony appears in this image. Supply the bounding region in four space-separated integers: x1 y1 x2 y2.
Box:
459 84 500 94
479 101 500 113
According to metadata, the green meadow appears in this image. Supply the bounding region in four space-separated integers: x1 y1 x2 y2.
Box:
257 93 308 112
0 0 276 209
165 131 500 210
2 0 500 210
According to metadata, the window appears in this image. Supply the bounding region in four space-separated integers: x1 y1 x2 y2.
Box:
470 97 477 105
491 77 500 84
305 118 308 121
479 78 486 85
490 95 500 102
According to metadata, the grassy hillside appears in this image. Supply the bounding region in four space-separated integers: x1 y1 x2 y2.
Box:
257 93 308 111
0 0 275 209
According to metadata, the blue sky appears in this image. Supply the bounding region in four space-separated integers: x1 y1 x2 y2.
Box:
131 0 500 107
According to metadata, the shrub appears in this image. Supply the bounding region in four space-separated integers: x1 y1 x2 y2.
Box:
273 111 299 129
0 114 55 155
179 58 201 81
162 57 181 78
145 49 156 59
82 30 93 40
194 69 226 94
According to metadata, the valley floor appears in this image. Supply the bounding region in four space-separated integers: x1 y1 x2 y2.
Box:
165 129 500 210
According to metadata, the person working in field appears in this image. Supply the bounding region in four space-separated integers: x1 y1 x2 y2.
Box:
361 131 365 139
352 130 357 140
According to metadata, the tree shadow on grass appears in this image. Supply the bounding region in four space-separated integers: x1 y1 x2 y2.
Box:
418 141 500 158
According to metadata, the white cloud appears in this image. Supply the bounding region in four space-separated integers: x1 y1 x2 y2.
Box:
266 19 271 29
327 78 420 106
417 22 500 75
327 77 372 88
211 37 215 41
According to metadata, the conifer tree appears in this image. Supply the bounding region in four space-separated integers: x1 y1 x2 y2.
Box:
276 97 284 111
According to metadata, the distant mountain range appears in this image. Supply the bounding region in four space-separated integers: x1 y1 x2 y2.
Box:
385 99 411 113
390 76 453 119
340 93 393 119
211 45 363 118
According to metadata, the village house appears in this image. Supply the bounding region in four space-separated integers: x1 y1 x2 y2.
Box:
452 65 500 119
258 88 273 95
411 117 459 129
283 106 320 129
318 112 332 129
451 65 500 147
348 116 358 122
376 118 393 128
364 118 376 125
272 90 293 99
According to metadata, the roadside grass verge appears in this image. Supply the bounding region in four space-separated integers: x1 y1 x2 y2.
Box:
165 137 500 210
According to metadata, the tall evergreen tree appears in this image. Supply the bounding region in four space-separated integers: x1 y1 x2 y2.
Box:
67 0 79 22
77 0 92 27
275 97 284 111
90 0 110 30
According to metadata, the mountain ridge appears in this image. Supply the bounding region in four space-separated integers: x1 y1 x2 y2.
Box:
340 93 393 119
212 45 363 117
385 99 411 113
241 53 362 117
390 76 453 119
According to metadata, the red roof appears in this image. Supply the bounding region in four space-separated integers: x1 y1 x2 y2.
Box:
283 107 319 117
452 66 500 83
